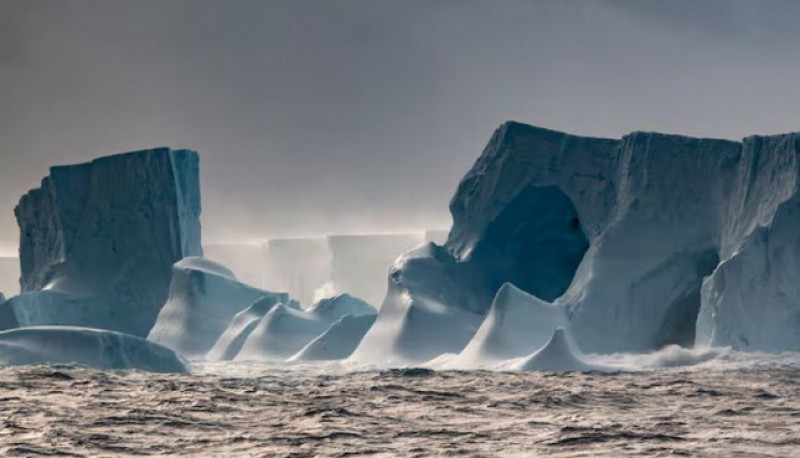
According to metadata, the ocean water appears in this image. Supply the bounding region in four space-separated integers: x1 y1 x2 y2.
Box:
0 353 798 457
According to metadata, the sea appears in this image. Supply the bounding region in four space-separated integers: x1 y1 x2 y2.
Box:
0 352 798 457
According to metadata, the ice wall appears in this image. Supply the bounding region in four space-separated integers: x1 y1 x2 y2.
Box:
355 122 800 363
9 148 202 336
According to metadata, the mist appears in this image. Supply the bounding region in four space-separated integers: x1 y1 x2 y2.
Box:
2 0 800 253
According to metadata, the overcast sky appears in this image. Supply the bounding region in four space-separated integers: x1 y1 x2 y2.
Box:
2 0 800 255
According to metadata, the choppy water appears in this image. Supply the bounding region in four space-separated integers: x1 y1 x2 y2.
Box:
0 354 798 457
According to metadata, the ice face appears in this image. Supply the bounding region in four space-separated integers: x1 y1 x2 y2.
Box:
355 122 800 363
11 148 202 337
0 325 187 373
696 192 800 351
147 257 288 358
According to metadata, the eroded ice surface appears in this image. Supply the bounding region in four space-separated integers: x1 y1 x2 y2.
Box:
0 326 186 372
235 294 376 362
289 314 377 361
147 257 287 358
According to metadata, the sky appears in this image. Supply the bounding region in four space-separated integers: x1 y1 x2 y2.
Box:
2 0 800 255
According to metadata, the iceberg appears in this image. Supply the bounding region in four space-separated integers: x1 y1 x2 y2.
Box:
206 296 278 361
449 283 568 368
0 293 16 331
355 122 800 363
512 328 602 373
147 257 288 358
235 294 376 361
0 325 187 373
289 314 377 361
10 147 202 337
351 243 485 365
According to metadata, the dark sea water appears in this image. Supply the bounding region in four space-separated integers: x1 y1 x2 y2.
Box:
0 354 798 457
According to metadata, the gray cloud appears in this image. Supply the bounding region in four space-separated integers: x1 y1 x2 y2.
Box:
1 0 800 253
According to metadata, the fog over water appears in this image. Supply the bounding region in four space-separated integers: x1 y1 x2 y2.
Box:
3 0 800 255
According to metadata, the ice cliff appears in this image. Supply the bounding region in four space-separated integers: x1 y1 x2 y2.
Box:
354 122 800 364
6 148 202 337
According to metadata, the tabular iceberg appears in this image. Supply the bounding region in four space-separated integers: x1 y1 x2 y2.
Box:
147 257 288 358
354 121 800 364
0 325 187 372
6 147 202 337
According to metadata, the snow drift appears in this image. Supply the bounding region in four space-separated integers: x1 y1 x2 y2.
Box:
147 257 288 358
0 326 187 372
8 148 202 337
354 122 800 364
